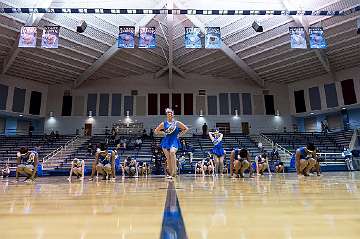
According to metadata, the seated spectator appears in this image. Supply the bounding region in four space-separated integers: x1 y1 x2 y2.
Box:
180 139 194 163
135 137 143 149
257 141 263 152
271 148 280 160
55 131 60 139
142 129 148 139
29 124 34 137
87 143 94 156
127 138 136 150
33 144 41 154
119 138 127 150
149 128 154 139
152 147 163 175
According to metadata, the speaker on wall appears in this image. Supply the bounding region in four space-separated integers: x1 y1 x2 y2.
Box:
77 20 87 33
131 90 138 96
252 21 263 32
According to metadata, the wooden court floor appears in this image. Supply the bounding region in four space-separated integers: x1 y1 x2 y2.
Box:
1 172 360 239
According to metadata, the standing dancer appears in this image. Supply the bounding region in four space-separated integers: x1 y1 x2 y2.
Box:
154 108 188 179
209 129 225 176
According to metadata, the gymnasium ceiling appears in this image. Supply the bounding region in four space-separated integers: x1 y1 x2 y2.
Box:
0 0 359 87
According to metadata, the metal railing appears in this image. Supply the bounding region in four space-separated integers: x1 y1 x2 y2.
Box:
259 133 292 157
349 128 359 150
42 135 81 166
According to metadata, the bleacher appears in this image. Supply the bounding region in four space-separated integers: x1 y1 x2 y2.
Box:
55 133 262 173
0 134 76 167
59 134 154 169
327 130 353 149
0 131 354 174
263 132 351 168
263 132 343 153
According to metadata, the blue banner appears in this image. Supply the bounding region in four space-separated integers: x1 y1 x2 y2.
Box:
289 27 307 49
309 27 327 49
18 26 37 48
41 26 60 49
205 27 221 49
138 27 156 48
118 26 135 48
185 27 201 48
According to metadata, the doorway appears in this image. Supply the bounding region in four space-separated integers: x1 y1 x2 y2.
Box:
241 122 250 135
84 123 92 136
215 123 230 135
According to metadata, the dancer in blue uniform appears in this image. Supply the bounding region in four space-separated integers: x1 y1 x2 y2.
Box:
68 158 85 181
230 148 253 178
209 129 225 175
154 108 188 179
16 147 38 182
255 153 271 176
295 143 316 177
89 143 115 181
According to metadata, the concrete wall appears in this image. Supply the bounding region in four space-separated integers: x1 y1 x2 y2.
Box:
0 75 48 117
288 66 360 116
44 73 293 134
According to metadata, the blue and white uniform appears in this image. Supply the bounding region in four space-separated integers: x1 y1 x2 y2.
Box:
73 159 83 168
160 120 181 150
290 147 308 168
98 150 113 165
204 157 213 167
211 135 225 157
297 147 308 160
19 151 37 166
233 148 247 162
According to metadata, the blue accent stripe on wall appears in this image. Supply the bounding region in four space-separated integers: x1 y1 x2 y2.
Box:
160 181 188 239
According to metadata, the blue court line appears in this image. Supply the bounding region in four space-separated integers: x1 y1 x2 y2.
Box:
160 181 188 239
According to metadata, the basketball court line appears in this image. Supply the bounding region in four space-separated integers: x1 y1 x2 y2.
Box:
160 181 188 239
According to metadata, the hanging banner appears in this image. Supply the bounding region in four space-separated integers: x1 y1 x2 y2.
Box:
138 27 156 48
309 27 327 49
41 26 60 49
289 27 307 49
185 27 201 48
18 26 37 48
118 26 135 48
205 27 221 49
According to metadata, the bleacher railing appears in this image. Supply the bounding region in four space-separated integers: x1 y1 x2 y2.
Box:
42 135 81 167
260 133 292 157
349 129 359 150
